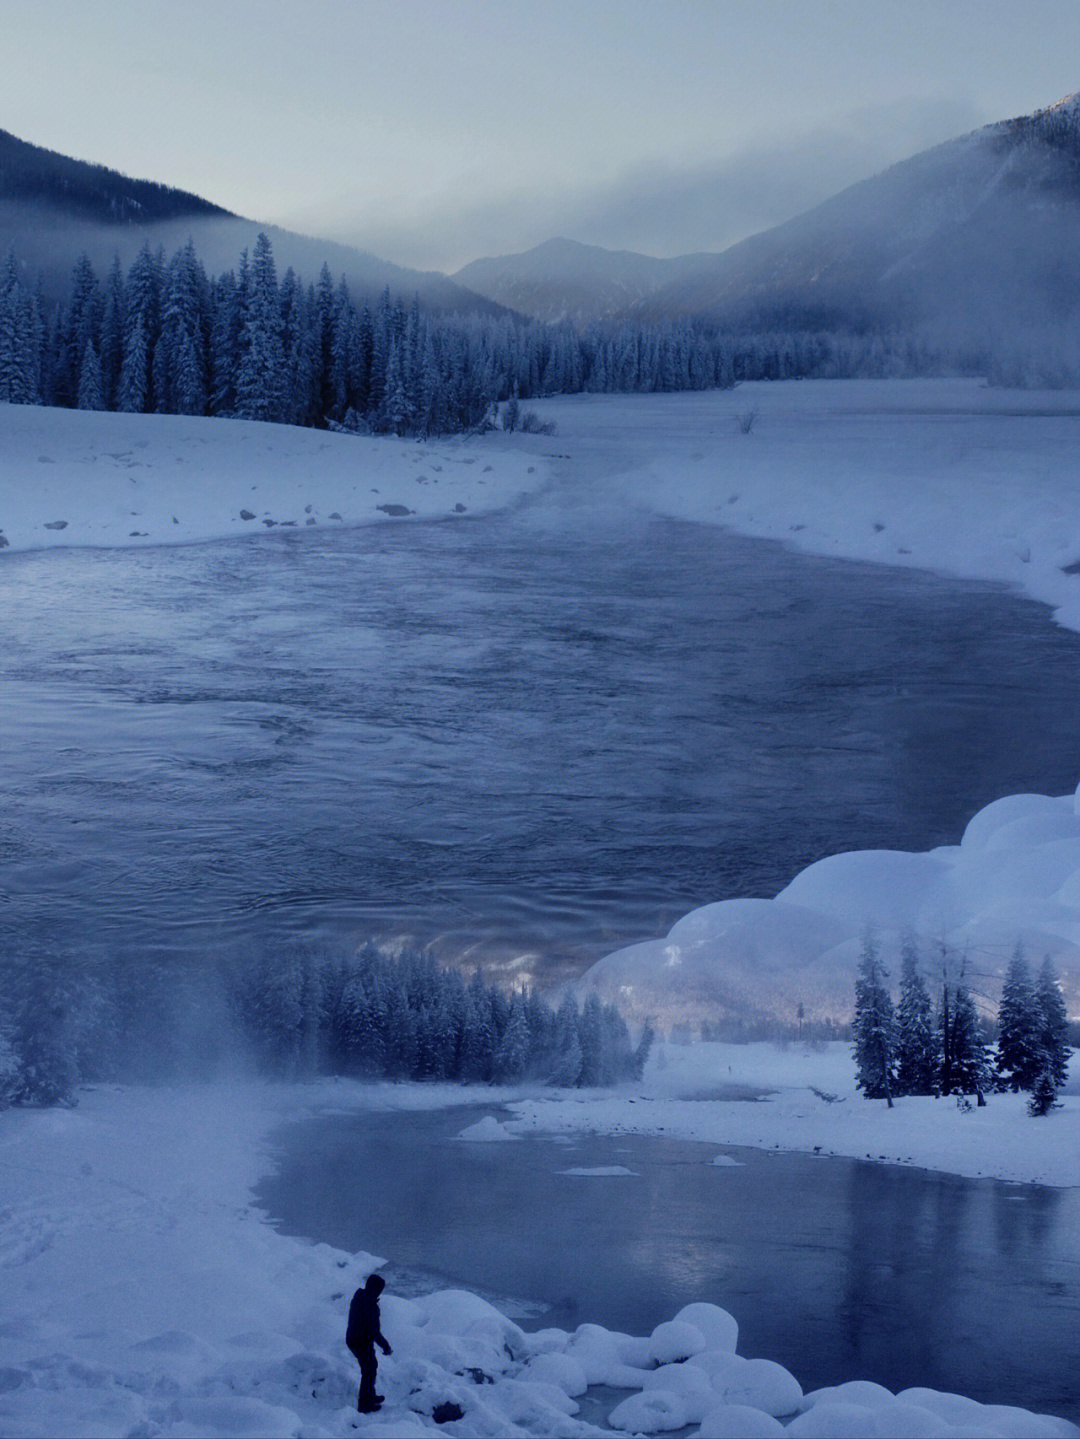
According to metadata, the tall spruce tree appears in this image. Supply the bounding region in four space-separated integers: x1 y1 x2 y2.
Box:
852 929 896 1105
235 233 286 423
949 962 990 1103
996 943 1043 1091
895 933 936 1095
1035 955 1070 1091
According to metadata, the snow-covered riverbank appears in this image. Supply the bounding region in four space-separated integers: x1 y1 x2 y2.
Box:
0 404 548 553
532 379 1080 633
2 1075 1078 1437
507 1039 1080 1188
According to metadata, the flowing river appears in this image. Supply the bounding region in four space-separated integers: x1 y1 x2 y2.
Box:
4 479 1080 983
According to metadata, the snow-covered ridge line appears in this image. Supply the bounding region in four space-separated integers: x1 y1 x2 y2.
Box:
1 1080 1074 1438
0 404 548 554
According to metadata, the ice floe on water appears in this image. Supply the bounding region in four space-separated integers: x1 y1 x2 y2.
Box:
456 1115 521 1142
558 1165 638 1177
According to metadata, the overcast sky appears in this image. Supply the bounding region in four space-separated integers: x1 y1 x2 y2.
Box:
4 0 1080 272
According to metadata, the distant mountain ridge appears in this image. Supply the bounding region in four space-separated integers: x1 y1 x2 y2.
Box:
0 129 502 315
454 237 712 326
625 90 1080 335
0 128 233 226
455 92 1080 346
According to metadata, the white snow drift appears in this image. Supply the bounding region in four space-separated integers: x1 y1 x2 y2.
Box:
0 403 547 553
578 782 1080 1026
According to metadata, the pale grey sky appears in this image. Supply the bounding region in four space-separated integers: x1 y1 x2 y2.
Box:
3 0 1079 270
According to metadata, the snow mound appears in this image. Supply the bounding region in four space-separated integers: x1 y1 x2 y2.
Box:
673 1302 739 1353
456 1115 521 1142
578 784 1080 1022
559 1165 636 1176
647 1319 706 1365
608 1387 690 1432
695 1403 786 1437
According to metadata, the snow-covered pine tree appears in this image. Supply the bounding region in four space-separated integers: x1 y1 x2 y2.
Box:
76 341 104 411
852 929 897 1105
494 991 529 1082
0 250 21 402
99 255 126 409
949 965 990 1103
117 318 149 414
632 1020 654 1081
1028 1063 1061 1115
895 932 936 1095
1035 955 1070 1091
54 251 100 407
235 233 286 423
551 994 584 1087
996 943 1043 1091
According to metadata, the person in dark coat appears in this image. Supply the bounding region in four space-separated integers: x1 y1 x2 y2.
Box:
346 1273 392 1412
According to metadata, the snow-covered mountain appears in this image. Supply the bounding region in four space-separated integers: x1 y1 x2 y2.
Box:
627 91 1080 335
0 128 501 313
455 93 1080 344
453 236 712 325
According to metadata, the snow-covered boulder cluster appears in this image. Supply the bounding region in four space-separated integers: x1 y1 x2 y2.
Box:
6 1268 1074 1437
352 1293 1076 1438
579 786 1080 1026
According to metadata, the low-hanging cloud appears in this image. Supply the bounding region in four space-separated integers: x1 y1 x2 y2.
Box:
286 96 985 272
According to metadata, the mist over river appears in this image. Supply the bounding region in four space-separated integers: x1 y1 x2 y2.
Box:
4 472 1080 987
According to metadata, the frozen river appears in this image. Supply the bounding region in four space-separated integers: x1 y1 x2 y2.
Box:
257 1104 1080 1422
4 478 1080 985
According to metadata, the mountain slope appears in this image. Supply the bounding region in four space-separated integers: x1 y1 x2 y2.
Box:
0 129 500 314
453 237 712 325
628 92 1080 335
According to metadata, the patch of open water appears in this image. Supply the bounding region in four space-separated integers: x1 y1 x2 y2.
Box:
256 1105 1080 1422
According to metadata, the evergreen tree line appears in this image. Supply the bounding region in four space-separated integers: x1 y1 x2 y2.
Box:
853 934 1070 1116
0 236 743 433
0 937 651 1107
3 236 1040 435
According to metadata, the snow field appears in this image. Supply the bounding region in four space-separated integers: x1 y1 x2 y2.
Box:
506 1038 1080 1187
0 403 548 554
2 1079 1077 1437
577 782 1080 1027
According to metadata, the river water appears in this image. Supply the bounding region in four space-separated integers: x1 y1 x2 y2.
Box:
256 1105 1080 1421
4 483 1080 983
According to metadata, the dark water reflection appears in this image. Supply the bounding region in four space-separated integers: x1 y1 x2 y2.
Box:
4 493 1080 982
256 1107 1080 1420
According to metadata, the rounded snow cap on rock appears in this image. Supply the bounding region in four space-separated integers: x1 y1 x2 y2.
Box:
962 793 1072 850
695 1403 785 1438
671 1302 738 1354
608 1388 689 1433
648 1319 706 1366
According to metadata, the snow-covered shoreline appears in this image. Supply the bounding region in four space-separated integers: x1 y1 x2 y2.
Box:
2 1076 1077 1438
0 403 549 554
505 1039 1080 1189
531 379 1080 634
